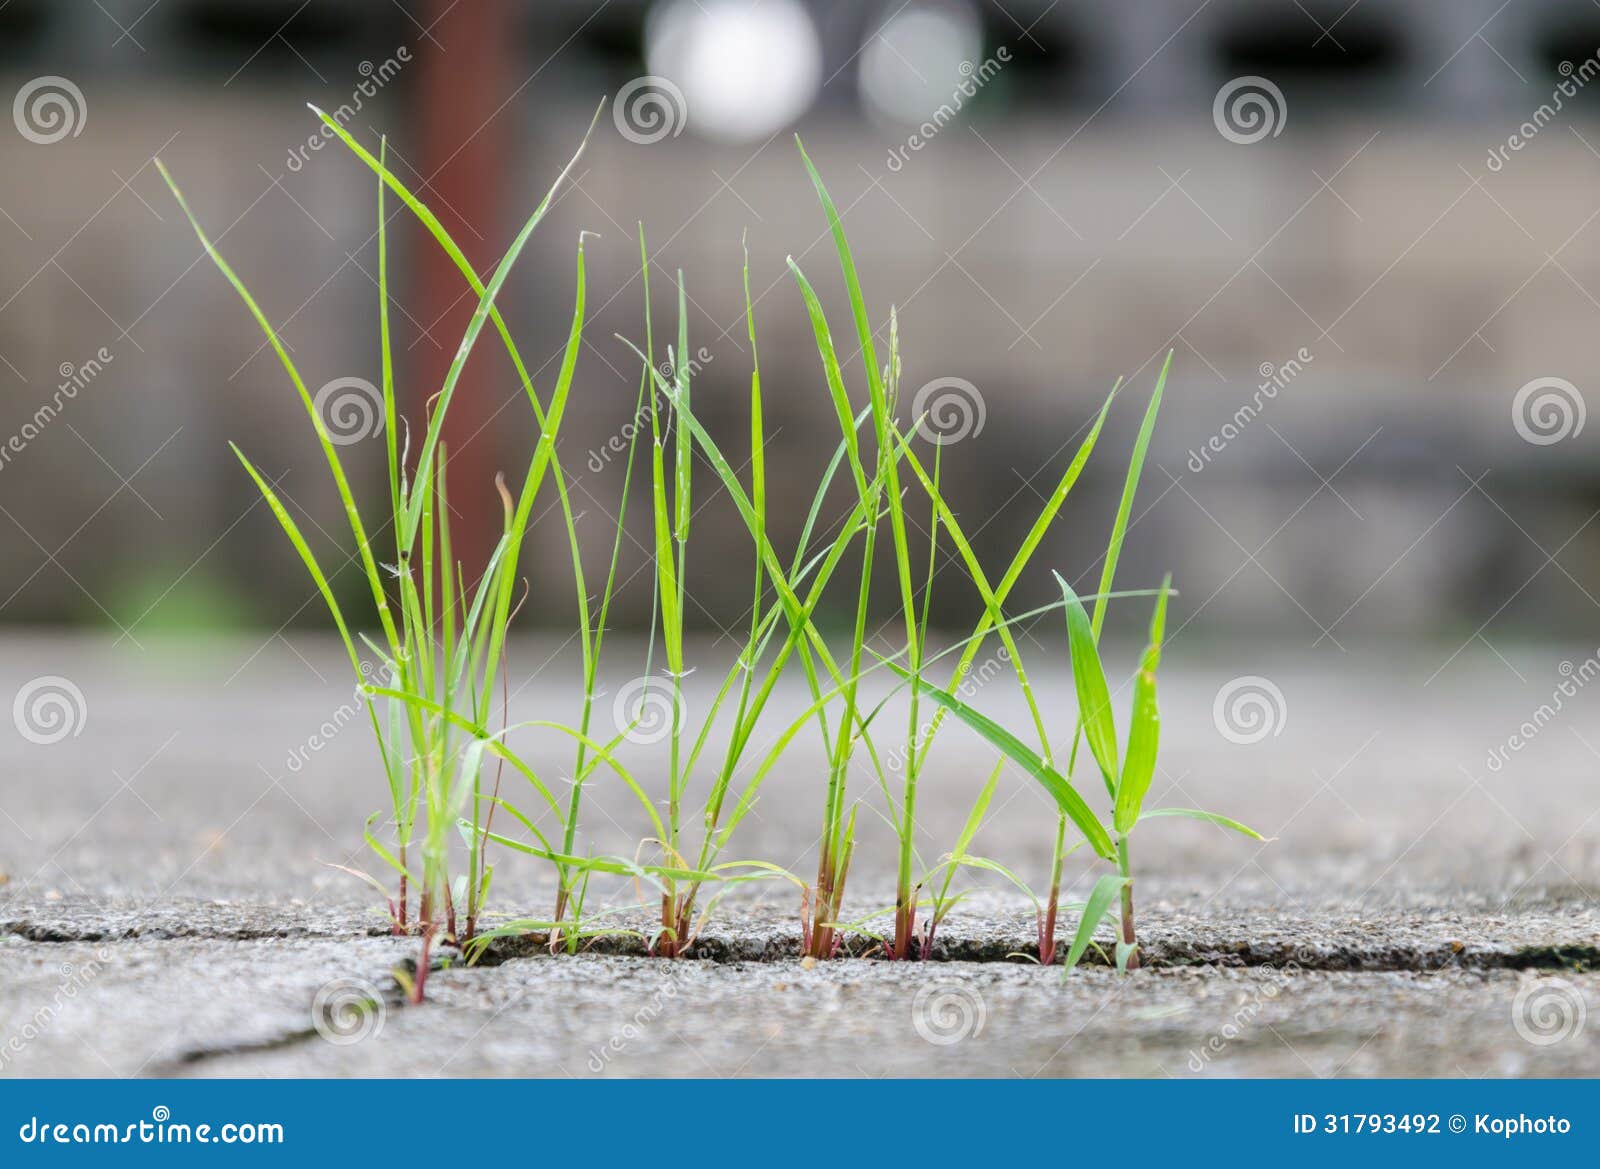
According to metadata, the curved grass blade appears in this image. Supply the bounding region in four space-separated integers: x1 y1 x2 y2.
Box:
1114 577 1169 834
1056 575 1118 794
1068 351 1171 773
1063 873 1128 973
882 661 1114 859
1136 808 1265 839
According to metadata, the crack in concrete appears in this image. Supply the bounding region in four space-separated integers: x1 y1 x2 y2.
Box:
8 915 1594 973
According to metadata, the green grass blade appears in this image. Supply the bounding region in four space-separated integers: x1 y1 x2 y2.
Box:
1068 353 1170 773
229 444 361 676
1089 352 1171 641
1137 808 1265 839
795 136 883 407
377 137 401 525
952 855 1043 915
894 430 1052 756
1114 578 1169 833
400 163 594 549
913 383 1118 773
157 161 401 657
1063 873 1127 973
935 759 1002 908
1056 575 1119 795
882 661 1114 859
787 259 869 490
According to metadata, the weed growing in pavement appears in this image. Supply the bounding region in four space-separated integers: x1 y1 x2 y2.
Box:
166 102 1258 987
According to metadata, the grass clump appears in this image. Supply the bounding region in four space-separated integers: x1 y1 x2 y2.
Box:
158 107 610 998
165 100 1261 982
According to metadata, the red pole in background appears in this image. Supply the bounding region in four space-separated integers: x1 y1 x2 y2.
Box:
411 0 513 575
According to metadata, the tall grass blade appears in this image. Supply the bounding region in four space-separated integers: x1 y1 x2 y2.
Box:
1114 579 1169 834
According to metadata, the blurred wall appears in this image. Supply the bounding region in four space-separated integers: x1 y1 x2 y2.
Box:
1 0 1598 641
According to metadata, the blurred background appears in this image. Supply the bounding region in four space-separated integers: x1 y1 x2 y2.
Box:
4 0 1600 935
1 0 1598 644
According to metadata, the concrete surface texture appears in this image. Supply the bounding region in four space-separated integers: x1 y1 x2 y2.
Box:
1 632 1597 1077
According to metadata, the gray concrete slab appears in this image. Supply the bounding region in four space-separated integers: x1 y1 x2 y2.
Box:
3 935 1594 1078
2 633 1599 1076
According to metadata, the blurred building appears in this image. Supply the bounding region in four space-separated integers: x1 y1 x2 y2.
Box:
1 0 1597 641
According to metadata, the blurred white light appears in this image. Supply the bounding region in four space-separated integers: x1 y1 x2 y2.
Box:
859 2 985 125
646 0 823 142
